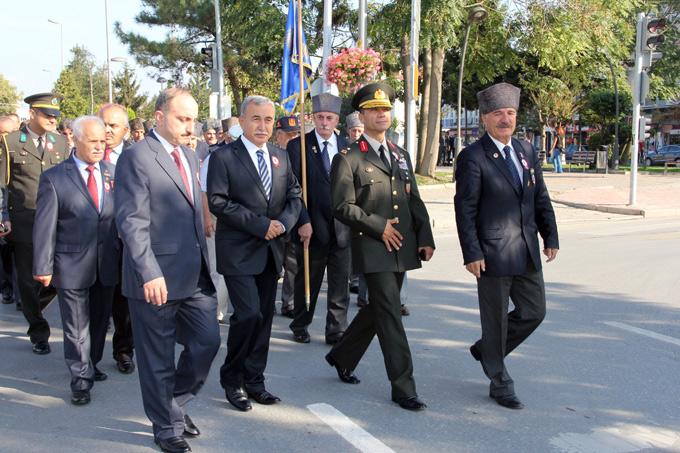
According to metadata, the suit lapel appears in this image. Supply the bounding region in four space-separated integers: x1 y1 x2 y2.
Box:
482 133 521 197
269 146 286 202
233 138 268 201
65 157 98 212
100 162 114 216
21 127 43 160
308 131 330 183
512 138 532 194
359 137 390 175
148 133 194 207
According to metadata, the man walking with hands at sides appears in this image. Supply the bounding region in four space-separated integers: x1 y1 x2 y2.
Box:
325 82 435 411
115 88 220 453
207 95 301 412
32 116 119 406
454 82 559 410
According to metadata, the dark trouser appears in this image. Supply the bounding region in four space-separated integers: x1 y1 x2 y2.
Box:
13 241 57 343
358 272 408 303
128 285 220 441
474 263 546 397
220 254 278 393
111 283 134 361
327 271 416 400
280 238 298 310
289 240 350 340
57 280 114 392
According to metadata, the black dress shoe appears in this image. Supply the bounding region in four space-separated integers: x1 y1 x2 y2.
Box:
325 336 341 345
469 344 481 361
225 386 252 412
293 331 310 343
393 396 427 411
280 306 295 318
71 390 91 405
491 394 524 409
325 354 360 384
94 367 108 381
357 298 368 308
32 341 50 355
155 436 191 453
183 414 200 437
247 389 281 405
400 304 410 316
116 356 135 374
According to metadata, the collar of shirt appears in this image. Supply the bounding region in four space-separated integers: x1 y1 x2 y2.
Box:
72 154 101 174
363 134 389 160
488 134 523 183
72 154 104 208
111 141 124 154
152 129 179 155
241 135 272 179
151 130 194 198
26 126 46 147
315 130 338 160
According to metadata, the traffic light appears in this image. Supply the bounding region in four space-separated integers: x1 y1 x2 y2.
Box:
642 17 666 51
638 114 653 139
200 45 214 68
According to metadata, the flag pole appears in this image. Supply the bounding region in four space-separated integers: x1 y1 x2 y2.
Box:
296 0 311 311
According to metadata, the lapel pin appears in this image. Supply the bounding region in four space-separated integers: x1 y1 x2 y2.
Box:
493 153 499 158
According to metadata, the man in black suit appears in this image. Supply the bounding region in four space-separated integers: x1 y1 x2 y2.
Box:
454 82 559 410
287 93 351 345
98 103 136 375
116 88 220 453
207 95 302 412
32 116 119 405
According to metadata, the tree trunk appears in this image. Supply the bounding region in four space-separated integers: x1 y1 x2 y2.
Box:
225 65 242 116
400 32 411 152
420 48 445 177
416 48 432 172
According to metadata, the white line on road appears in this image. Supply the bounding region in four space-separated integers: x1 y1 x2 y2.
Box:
604 321 680 347
307 403 395 453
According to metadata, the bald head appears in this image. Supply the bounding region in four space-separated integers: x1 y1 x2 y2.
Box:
98 103 129 148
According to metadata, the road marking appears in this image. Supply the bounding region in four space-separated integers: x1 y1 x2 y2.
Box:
307 403 395 453
550 423 680 453
603 321 680 347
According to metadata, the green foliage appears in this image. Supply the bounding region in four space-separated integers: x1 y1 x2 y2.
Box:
187 73 211 121
581 88 633 127
53 46 109 117
113 64 147 114
54 70 89 117
0 74 21 115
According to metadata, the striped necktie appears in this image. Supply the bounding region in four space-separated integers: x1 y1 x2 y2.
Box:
256 149 271 199
503 145 522 191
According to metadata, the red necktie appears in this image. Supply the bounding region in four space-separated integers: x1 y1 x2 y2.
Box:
104 148 113 162
171 148 193 204
86 165 99 211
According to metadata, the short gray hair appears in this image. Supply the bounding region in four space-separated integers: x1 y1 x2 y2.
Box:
71 116 105 141
240 95 275 116
98 103 130 129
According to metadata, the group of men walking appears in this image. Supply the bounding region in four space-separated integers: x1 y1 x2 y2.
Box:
0 80 558 453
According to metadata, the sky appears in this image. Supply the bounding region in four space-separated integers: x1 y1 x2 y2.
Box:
0 0 166 108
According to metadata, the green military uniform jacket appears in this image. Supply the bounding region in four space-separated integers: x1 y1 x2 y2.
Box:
0 125 70 242
330 135 435 273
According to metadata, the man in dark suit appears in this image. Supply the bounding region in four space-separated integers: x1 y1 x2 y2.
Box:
287 93 351 345
454 82 559 410
0 93 70 354
115 88 220 453
207 95 302 412
98 103 136 375
326 82 435 411
32 116 118 405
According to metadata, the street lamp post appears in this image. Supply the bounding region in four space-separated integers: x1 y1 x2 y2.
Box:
109 57 127 103
105 0 113 103
47 19 63 72
156 77 168 92
453 4 488 182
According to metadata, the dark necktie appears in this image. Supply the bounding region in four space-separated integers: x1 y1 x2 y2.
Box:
321 140 331 175
37 136 45 155
256 149 272 199
379 144 391 169
171 148 193 204
86 165 99 211
503 145 522 191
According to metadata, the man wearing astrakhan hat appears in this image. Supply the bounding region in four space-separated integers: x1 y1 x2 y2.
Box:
0 93 70 355
325 82 434 411
454 82 559 410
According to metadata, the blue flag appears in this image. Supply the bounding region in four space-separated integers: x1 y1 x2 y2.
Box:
280 0 312 114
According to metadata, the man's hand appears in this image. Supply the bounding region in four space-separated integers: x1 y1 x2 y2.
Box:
0 220 11 238
382 218 403 252
143 277 168 306
264 220 285 241
33 275 52 287
204 215 215 238
543 248 559 263
465 259 486 279
418 246 434 262
298 222 313 250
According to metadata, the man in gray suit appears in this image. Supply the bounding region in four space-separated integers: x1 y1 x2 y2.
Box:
115 88 220 453
207 95 302 412
32 116 118 406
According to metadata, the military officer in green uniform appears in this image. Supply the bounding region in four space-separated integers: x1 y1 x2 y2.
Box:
0 93 70 354
324 82 435 411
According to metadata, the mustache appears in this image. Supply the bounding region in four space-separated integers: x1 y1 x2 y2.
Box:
497 123 512 128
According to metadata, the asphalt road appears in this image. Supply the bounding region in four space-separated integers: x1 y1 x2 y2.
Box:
1 204 679 452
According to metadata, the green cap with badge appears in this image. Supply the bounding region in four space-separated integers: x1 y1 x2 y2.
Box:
24 92 63 117
351 82 395 111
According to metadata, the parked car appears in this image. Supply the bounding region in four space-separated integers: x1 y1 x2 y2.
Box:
644 145 680 166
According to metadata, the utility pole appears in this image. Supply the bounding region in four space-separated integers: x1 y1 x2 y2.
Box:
321 0 332 92
105 0 113 103
358 0 367 49
406 0 420 163
214 0 225 118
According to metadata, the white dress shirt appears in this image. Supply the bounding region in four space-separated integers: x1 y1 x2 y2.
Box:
363 133 391 168
26 126 46 149
73 155 103 210
241 135 272 180
153 130 194 201
489 135 523 184
315 130 338 163
107 141 125 166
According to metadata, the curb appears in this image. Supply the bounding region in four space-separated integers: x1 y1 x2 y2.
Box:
551 198 645 217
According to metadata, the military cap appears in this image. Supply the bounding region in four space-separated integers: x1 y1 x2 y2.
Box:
476 82 520 114
345 111 363 129
25 92 63 117
351 82 395 111
312 93 342 115
129 118 145 131
276 116 300 132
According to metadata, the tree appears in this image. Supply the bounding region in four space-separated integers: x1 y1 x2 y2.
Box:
54 69 89 118
187 73 212 121
113 64 147 114
53 46 109 116
0 74 21 115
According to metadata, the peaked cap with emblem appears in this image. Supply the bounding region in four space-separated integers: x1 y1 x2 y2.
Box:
25 92 63 117
351 82 395 111
275 115 300 132
476 82 520 114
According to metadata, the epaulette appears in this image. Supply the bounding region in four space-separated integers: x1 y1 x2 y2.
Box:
19 132 27 143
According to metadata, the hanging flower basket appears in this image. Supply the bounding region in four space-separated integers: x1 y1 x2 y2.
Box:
325 47 382 96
